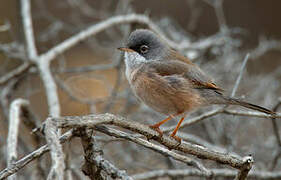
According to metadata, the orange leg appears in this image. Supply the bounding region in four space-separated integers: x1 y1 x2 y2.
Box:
149 115 173 137
170 116 186 143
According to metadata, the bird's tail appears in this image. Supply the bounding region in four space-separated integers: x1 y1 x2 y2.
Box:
224 97 275 115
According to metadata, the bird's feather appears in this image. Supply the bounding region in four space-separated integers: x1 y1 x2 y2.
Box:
143 60 223 91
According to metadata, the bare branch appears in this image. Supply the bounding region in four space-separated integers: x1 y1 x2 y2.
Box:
234 156 253 180
7 99 29 180
271 98 281 146
202 0 228 32
0 130 74 180
39 14 162 62
1 110 280 179
250 38 281 59
1 2 280 180
95 125 210 174
20 3 63 177
20 0 38 60
0 79 19 118
39 14 225 64
52 113 253 170
132 168 281 180
223 109 280 118
0 42 26 60
231 53 250 97
44 118 65 180
0 62 32 86
77 128 133 180
37 61 60 117
270 98 281 170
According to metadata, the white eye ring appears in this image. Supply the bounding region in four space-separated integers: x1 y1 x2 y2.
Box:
140 45 149 54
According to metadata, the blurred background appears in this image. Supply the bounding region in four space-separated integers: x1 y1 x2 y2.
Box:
0 0 281 179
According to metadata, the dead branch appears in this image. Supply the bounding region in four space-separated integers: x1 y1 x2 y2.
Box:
76 128 133 180
52 114 252 170
7 99 29 180
0 130 74 180
44 118 65 180
94 125 209 174
132 168 281 180
0 62 32 86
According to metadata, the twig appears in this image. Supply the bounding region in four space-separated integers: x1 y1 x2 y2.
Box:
39 13 224 64
214 0 228 32
0 130 74 180
234 156 254 180
177 132 239 156
0 79 18 119
44 118 65 180
77 128 133 180
7 99 29 180
132 168 281 180
20 1 63 177
0 62 32 86
231 53 250 97
223 109 280 118
270 98 281 170
20 0 38 60
0 78 31 155
250 38 281 59
78 128 104 179
202 0 228 33
95 125 209 174
271 98 281 146
51 113 253 170
20 104 45 179
1 110 280 179
37 61 61 117
0 42 26 60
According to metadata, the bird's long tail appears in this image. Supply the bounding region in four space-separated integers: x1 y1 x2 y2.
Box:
224 97 275 115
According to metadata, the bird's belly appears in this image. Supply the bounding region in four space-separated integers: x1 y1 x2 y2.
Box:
130 77 197 115
133 85 178 115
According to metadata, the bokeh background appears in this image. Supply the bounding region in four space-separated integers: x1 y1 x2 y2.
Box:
0 0 281 179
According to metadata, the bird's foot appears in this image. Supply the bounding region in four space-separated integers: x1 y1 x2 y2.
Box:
169 134 182 150
148 125 163 140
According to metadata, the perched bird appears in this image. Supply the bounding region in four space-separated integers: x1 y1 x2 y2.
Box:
118 29 275 142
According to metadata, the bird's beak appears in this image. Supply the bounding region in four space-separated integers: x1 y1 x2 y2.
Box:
117 47 135 53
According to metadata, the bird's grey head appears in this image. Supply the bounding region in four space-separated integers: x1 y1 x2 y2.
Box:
119 29 168 70
126 29 167 60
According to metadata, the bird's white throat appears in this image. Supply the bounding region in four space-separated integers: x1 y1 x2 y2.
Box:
124 51 147 82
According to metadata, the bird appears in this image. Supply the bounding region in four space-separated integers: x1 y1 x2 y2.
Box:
118 29 275 143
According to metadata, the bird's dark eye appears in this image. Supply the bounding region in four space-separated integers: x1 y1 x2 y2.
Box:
140 45 149 54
